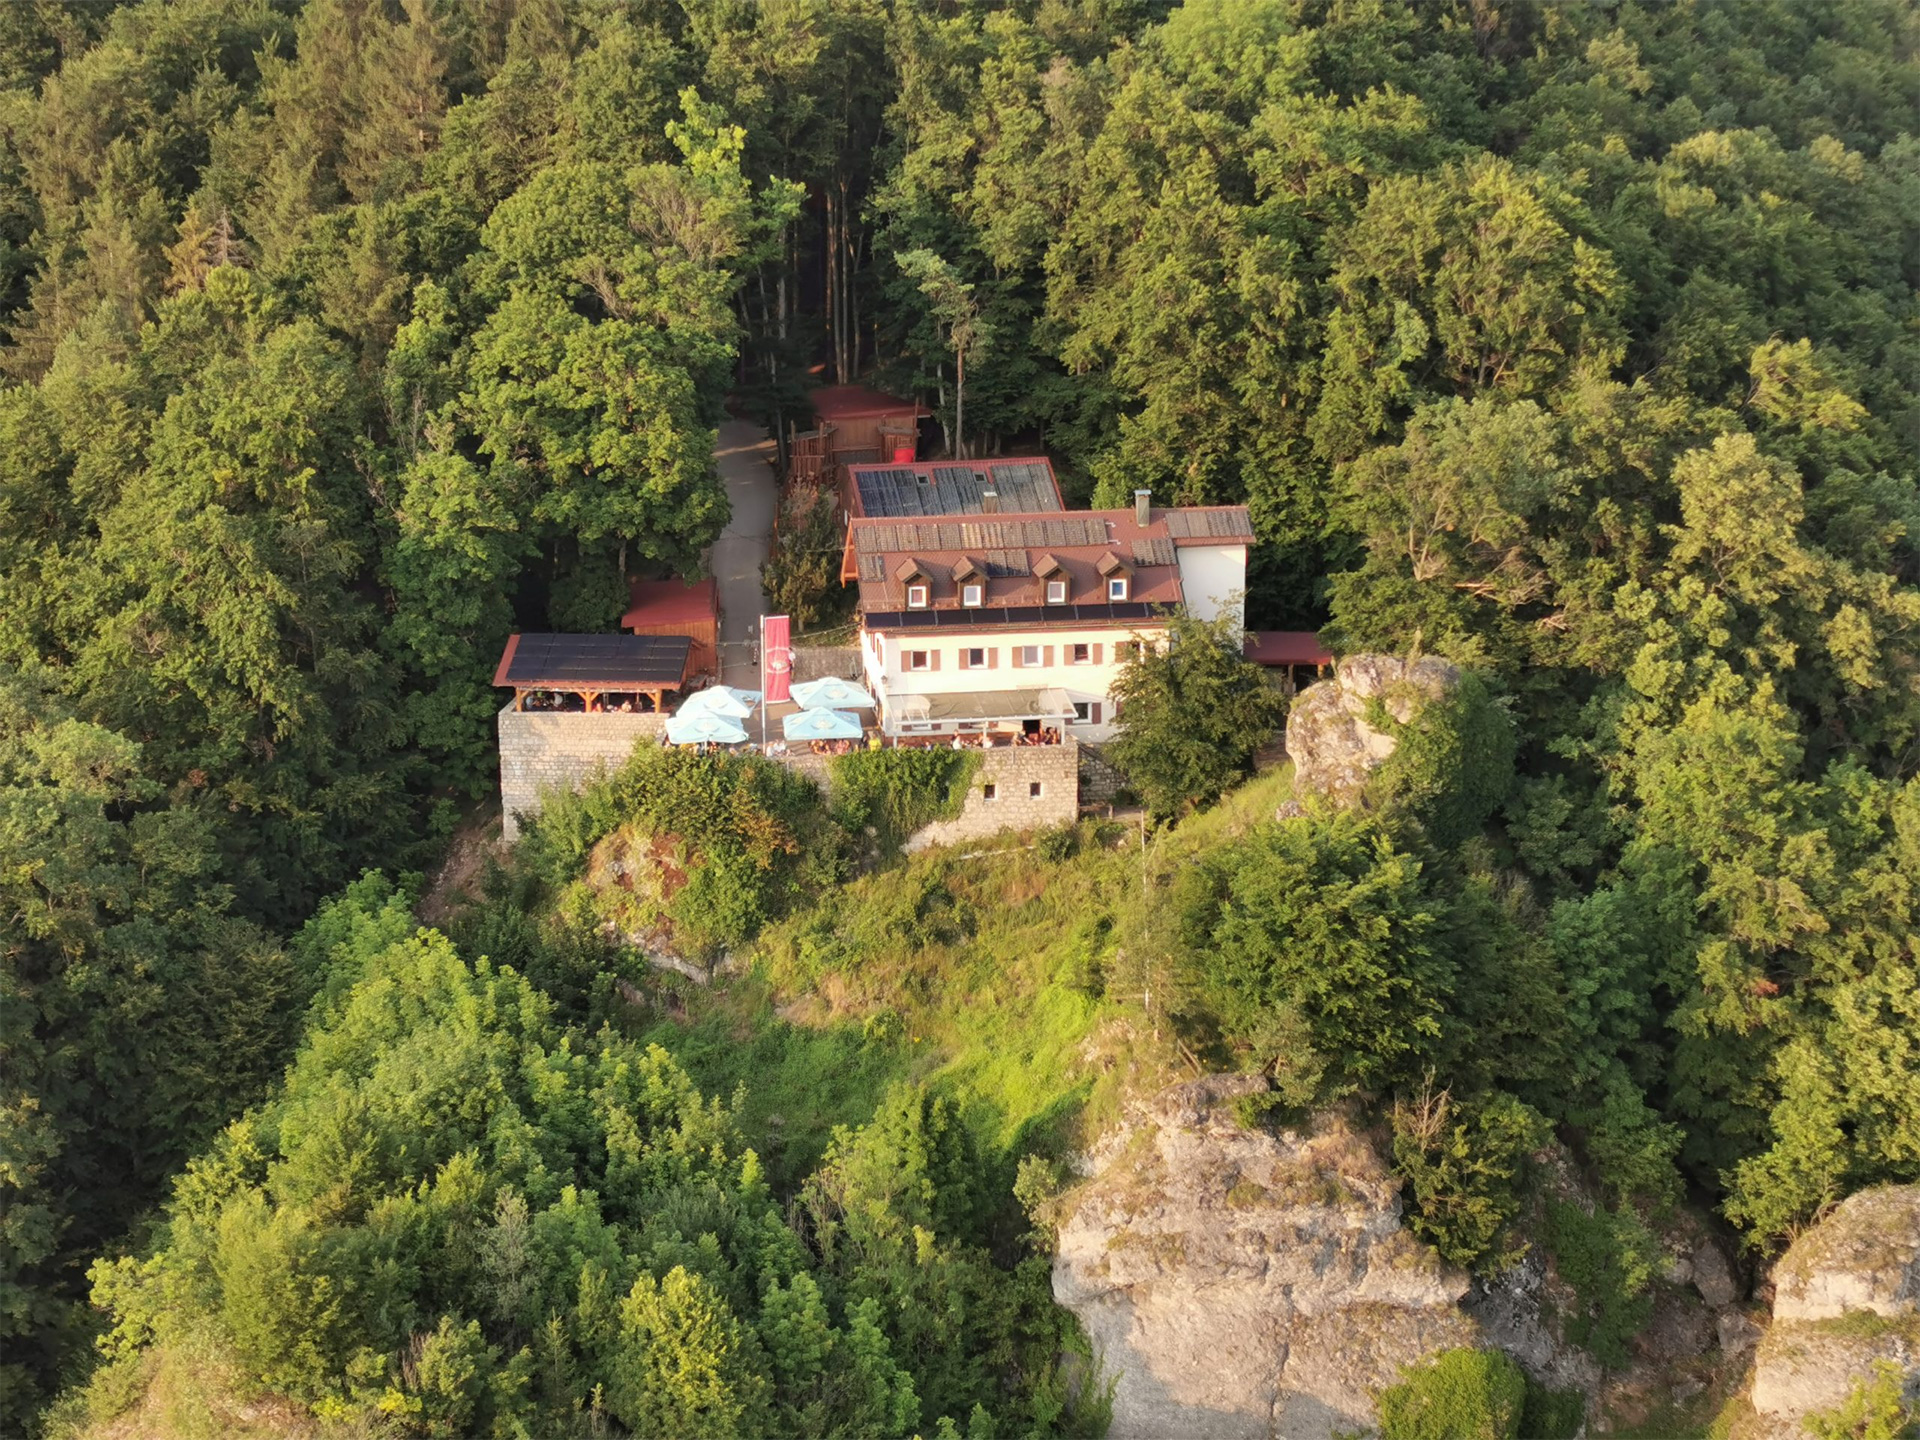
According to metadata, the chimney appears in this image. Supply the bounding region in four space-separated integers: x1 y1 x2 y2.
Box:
982 489 1000 513
1134 488 1151 526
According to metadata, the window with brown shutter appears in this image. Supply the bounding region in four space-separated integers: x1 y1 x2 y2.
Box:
1092 643 1104 664
1090 701 1103 724
987 648 998 669
1042 646 1055 666
930 648 941 671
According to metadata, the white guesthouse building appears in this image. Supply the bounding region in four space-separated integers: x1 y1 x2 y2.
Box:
845 489 1253 741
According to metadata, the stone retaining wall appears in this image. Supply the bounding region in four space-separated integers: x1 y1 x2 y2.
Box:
906 742 1080 852
1076 741 1128 806
498 706 667 842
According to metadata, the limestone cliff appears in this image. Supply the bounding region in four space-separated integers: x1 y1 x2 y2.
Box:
1283 655 1460 808
1052 1075 1477 1440
1738 1185 1920 1438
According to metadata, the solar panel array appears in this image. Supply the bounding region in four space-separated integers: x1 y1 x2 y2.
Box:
851 458 1063 519
1130 537 1178 566
854 515 1110 554
862 602 1162 631
1161 508 1255 540
503 633 691 687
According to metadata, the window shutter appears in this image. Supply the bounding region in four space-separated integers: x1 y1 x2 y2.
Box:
1043 646 1055 667
988 648 998 669
930 649 941 671
1090 702 1103 724
1011 648 1023 669
1092 643 1104 664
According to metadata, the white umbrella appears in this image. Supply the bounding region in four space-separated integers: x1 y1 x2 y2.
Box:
782 708 864 741
790 676 876 710
679 686 759 720
665 711 749 745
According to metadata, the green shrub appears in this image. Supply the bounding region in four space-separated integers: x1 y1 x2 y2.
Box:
1541 1198 1659 1367
1519 1378 1585 1440
831 747 979 847
1366 672 1516 848
1391 1087 1548 1271
1177 809 1457 1098
518 746 839 954
764 485 853 631
1376 1347 1526 1440
1803 1359 1920 1440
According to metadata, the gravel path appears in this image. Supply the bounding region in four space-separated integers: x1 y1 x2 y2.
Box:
710 417 777 691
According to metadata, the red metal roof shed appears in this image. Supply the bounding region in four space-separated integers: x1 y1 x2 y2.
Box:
1244 631 1334 667
621 577 719 676
808 385 925 423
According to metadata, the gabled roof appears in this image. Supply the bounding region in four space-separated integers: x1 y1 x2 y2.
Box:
849 504 1251 622
846 457 1065 519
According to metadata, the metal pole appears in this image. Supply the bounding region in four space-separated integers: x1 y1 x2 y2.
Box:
759 614 767 752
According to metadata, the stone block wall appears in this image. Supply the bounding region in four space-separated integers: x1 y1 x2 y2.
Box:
498 706 668 842
1076 741 1128 806
905 741 1080 852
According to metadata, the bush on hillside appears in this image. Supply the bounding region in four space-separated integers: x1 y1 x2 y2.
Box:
1107 610 1286 818
831 747 978 847
518 745 844 954
1375 1347 1526 1440
1173 809 1457 1100
1366 671 1517 848
1391 1086 1548 1270
72 886 1084 1439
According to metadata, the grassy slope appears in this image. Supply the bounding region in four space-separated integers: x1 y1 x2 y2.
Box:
633 766 1298 1184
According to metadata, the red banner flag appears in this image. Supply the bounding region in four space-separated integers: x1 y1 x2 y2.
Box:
762 615 792 702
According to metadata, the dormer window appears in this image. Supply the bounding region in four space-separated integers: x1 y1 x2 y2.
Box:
1046 579 1068 605
962 582 984 607
1108 577 1130 601
1095 549 1133 602
907 584 929 608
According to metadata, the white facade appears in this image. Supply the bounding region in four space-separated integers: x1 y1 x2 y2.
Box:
861 623 1167 741
1175 544 1247 625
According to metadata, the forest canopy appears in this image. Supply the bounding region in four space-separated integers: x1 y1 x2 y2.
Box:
1 0 1916 1435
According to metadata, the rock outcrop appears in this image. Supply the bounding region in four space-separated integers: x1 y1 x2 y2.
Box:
1052 1075 1477 1440
1284 655 1460 808
1742 1186 1920 1437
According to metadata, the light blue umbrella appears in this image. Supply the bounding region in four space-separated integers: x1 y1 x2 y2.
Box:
782 708 864 741
679 685 760 720
666 711 749 745
790 676 876 710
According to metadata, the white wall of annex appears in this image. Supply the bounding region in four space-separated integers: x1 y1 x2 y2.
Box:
1176 544 1247 626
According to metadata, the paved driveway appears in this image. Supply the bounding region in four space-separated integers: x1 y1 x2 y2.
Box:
710 418 777 691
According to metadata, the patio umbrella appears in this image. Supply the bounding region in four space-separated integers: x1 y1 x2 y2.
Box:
782 708 864 742
665 711 749 745
678 685 759 720
790 676 876 710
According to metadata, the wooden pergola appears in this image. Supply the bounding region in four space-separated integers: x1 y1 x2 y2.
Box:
493 633 694 712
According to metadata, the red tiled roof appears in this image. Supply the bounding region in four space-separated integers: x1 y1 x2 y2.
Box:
849 506 1251 617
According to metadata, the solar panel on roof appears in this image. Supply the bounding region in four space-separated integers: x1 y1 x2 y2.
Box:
862 602 1161 630
501 633 691 687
